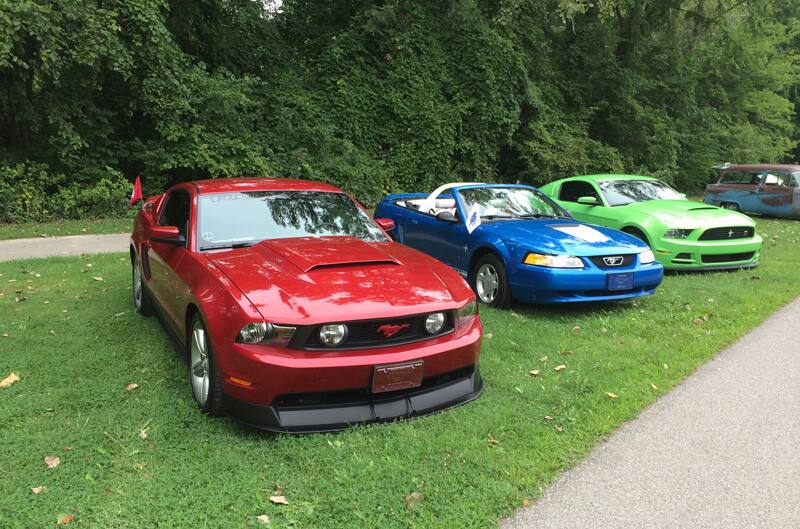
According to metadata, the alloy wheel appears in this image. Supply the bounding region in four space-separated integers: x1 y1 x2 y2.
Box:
476 263 499 304
190 320 210 407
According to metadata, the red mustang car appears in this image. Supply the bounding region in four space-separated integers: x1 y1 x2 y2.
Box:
129 178 482 432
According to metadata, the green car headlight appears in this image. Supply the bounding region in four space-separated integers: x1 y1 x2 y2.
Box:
663 229 693 239
639 249 656 264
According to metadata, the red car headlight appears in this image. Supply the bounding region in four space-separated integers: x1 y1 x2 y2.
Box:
457 299 478 327
236 322 296 346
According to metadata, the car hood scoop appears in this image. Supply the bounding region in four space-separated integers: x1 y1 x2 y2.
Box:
257 237 400 272
204 238 459 324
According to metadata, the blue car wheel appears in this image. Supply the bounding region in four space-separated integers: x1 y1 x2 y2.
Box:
473 254 510 308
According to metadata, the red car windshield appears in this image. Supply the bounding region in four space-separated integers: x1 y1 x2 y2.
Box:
197 191 387 250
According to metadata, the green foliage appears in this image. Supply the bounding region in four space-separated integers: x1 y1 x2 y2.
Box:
0 163 129 222
1 0 800 218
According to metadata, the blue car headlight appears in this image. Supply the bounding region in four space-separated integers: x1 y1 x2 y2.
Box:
523 252 584 268
639 249 656 264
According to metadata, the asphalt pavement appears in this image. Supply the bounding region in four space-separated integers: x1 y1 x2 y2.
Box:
0 233 130 262
501 296 800 529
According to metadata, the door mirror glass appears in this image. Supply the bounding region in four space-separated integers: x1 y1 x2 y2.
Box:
577 196 599 205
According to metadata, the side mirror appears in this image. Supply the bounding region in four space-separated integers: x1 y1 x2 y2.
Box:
577 196 599 205
375 218 396 232
436 211 458 223
150 225 185 244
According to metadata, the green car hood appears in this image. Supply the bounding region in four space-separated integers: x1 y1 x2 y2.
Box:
620 200 755 229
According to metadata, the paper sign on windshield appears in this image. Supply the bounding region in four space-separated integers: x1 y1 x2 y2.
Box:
466 205 481 234
552 225 610 243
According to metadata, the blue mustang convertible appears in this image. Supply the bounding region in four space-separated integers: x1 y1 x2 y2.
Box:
374 183 664 306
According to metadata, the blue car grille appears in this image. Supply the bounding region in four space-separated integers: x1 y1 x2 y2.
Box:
586 254 636 269
698 226 754 240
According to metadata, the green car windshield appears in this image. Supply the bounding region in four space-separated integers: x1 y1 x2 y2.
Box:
458 187 569 219
599 179 684 206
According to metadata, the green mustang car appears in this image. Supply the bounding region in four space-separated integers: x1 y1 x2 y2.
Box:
539 174 763 270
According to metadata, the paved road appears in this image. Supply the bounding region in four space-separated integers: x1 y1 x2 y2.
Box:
0 233 129 262
502 296 800 529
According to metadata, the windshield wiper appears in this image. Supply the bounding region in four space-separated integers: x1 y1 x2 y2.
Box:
199 241 258 251
481 214 513 220
515 214 571 219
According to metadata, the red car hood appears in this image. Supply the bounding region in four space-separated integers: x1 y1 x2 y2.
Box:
205 237 468 324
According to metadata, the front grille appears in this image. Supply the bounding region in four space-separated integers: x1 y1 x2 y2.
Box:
701 252 755 264
699 226 754 240
295 311 455 350
587 254 636 269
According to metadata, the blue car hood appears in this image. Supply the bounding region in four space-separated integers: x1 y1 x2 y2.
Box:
476 218 644 256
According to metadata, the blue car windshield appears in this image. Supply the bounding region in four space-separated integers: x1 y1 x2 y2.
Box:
599 179 683 206
458 187 569 219
197 191 387 250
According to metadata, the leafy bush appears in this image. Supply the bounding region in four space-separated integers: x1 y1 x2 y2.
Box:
0 163 131 223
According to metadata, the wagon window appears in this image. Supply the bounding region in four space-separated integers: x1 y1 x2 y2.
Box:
718 172 757 184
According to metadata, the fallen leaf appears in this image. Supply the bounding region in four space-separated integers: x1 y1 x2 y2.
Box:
92 276 104 282
488 434 500 446
528 369 540 376
650 383 658 390
554 424 564 433
256 514 271 524
559 350 572 356
1 333 8 338
544 415 554 420
522 499 530 507
269 495 288 506
31 485 47 494
571 325 581 333
138 430 148 440
554 364 566 372
663 363 669 370
692 317 705 326
273 483 283 494
49 330 56 336
133 463 147 470
404 491 424 509
44 456 60 469
485 333 493 339
114 311 126 317
125 383 139 392
0 372 20 388
57 514 74 525
539 355 548 363
605 391 618 399
600 327 608 333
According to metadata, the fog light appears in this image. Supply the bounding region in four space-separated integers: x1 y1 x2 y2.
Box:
425 312 446 334
319 324 348 346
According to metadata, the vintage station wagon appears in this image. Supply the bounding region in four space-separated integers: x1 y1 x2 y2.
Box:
704 164 800 218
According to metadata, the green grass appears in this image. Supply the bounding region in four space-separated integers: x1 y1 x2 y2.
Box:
1 218 799 528
0 217 132 240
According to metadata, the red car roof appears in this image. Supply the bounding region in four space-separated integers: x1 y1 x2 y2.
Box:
719 164 800 173
192 177 343 194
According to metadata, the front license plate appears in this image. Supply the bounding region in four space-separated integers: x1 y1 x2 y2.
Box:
371 361 424 394
607 272 634 291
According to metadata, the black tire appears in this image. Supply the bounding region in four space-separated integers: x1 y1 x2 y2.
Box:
471 254 511 308
720 202 741 212
132 256 153 316
622 227 650 247
187 313 225 416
